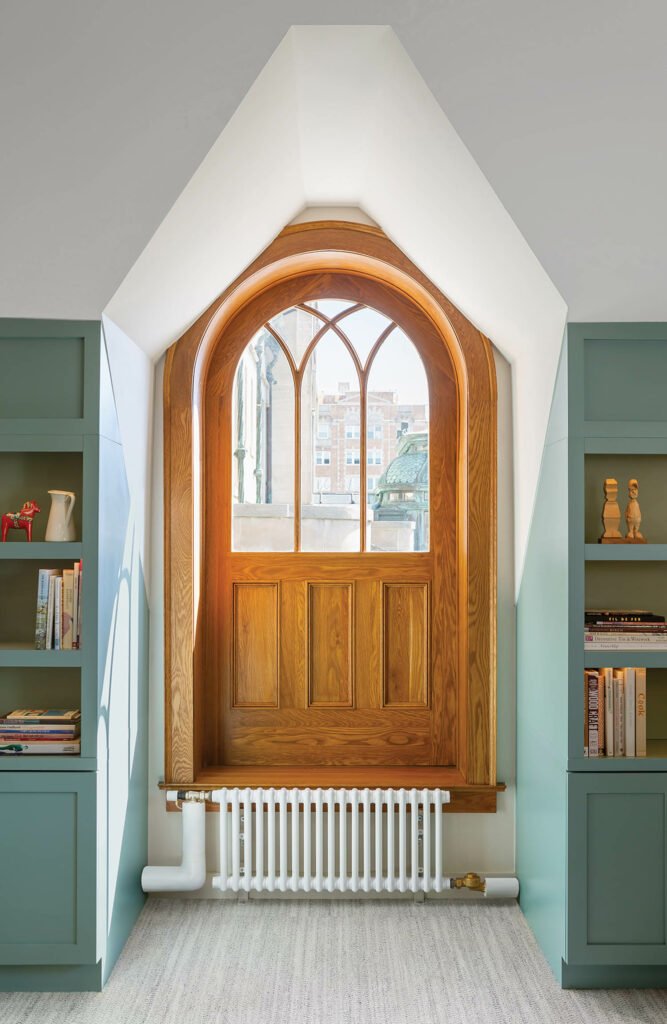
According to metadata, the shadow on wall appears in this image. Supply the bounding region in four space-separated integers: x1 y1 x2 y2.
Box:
97 424 149 977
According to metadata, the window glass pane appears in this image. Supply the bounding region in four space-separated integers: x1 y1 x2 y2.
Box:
232 330 295 551
301 329 361 551
304 299 356 319
336 306 394 367
366 329 429 552
268 306 322 367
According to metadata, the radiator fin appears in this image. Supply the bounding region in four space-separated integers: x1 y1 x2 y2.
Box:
212 787 451 894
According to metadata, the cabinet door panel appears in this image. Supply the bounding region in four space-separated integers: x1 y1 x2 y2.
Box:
568 773 667 965
0 774 97 965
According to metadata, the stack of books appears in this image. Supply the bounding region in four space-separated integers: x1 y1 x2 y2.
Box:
34 562 83 650
584 609 667 650
0 709 81 755
584 668 646 757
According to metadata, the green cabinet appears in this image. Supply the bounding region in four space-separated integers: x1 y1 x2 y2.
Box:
0 774 96 965
0 319 148 991
568 772 667 965
518 323 667 987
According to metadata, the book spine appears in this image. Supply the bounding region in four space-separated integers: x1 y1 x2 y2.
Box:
72 561 80 649
585 631 667 642
0 741 80 755
34 570 50 650
62 570 74 650
586 614 663 622
635 667 647 758
584 672 589 756
624 667 636 757
603 667 614 757
598 669 605 756
613 672 625 756
5 710 81 722
46 576 57 650
0 733 79 741
586 671 600 757
78 560 83 649
0 724 79 735
584 641 667 650
54 577 62 651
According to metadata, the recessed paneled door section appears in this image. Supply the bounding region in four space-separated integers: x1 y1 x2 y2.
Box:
219 562 439 766
203 273 459 770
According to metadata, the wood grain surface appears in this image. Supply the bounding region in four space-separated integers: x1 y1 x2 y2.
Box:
162 221 498 799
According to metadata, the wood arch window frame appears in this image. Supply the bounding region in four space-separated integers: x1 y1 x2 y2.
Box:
162 222 502 811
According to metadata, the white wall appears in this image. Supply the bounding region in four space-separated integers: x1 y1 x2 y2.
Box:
105 27 567 580
146 345 515 883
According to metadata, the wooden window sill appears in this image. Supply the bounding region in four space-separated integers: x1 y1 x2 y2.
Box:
159 768 505 813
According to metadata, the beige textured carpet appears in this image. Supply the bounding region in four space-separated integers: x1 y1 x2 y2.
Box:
1 899 667 1023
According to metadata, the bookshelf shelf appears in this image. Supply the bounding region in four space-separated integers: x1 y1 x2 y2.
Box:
584 544 667 561
0 543 83 561
568 741 667 772
0 644 83 668
583 650 667 669
0 756 94 771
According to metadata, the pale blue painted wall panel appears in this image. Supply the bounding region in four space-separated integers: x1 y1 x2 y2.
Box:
517 340 569 980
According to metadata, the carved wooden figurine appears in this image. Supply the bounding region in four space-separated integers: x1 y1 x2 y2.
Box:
599 478 623 543
1 500 41 542
625 478 646 543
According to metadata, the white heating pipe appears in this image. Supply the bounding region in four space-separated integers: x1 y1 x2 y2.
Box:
141 788 520 898
141 791 207 892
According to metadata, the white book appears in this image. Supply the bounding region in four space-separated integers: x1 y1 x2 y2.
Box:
635 667 647 758
613 671 625 756
72 561 80 649
34 569 59 650
581 643 667 651
624 667 636 757
603 667 614 757
54 577 63 651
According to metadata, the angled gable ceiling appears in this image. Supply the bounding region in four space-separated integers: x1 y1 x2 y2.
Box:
104 26 566 576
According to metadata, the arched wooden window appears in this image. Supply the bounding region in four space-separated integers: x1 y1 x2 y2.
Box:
163 222 500 810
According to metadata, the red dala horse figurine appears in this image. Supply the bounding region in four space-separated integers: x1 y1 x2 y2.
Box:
1 500 41 542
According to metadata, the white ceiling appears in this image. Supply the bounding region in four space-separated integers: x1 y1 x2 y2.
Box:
2 1 666 324
101 25 566 577
2 3 665 574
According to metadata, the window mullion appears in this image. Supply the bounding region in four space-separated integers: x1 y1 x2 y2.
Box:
360 371 368 552
295 366 302 552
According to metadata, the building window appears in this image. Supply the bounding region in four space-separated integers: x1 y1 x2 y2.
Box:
315 449 331 465
367 449 383 465
345 449 361 466
367 423 383 440
317 422 331 440
345 424 360 439
314 477 331 492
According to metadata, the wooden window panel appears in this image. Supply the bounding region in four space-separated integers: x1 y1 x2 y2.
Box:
162 222 500 810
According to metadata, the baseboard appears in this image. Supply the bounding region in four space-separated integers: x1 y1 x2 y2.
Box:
561 960 667 989
0 961 103 992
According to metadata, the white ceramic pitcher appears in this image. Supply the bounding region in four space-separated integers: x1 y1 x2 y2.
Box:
45 490 77 542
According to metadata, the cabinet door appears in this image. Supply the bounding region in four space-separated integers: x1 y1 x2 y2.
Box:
0 773 97 965
568 772 667 965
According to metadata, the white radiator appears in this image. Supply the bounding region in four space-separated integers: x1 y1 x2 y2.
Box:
212 787 450 894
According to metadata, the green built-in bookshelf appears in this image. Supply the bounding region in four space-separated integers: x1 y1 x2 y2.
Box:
0 319 146 990
518 323 667 989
